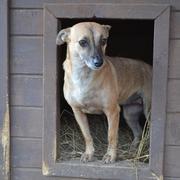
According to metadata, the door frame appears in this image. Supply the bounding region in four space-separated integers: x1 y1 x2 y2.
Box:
43 3 170 180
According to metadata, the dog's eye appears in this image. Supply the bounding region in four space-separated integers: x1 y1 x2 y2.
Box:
79 39 88 47
101 38 107 46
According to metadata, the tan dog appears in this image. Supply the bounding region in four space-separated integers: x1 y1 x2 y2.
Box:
56 22 152 163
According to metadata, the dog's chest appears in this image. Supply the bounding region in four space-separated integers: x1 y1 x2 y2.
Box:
65 85 103 114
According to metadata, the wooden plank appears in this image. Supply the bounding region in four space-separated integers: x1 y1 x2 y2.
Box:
170 12 180 39
150 6 170 177
0 0 10 180
43 7 58 172
10 10 43 35
10 37 43 74
164 146 180 177
165 113 180 146
168 40 180 79
10 0 180 10
10 167 180 180
46 3 168 19
11 138 42 168
167 80 180 113
10 75 42 107
47 160 154 180
9 7 180 38
11 107 42 138
11 168 83 180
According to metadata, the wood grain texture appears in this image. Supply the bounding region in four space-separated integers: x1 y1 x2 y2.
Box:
150 7 170 177
10 0 180 10
11 107 42 138
46 3 168 19
10 75 42 107
10 9 43 35
167 80 180 113
43 7 58 171
165 113 180 146
10 167 158 180
11 168 83 180
8 1 180 180
9 8 180 38
164 146 180 177
11 138 42 168
168 40 180 79
0 0 10 180
10 37 43 74
170 12 180 39
10 139 180 179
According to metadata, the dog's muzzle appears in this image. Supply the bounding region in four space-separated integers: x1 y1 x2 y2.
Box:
84 54 104 70
92 55 103 68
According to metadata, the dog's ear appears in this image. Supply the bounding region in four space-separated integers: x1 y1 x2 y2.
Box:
102 25 111 32
56 28 71 45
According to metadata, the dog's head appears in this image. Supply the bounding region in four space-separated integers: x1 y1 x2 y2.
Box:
56 22 111 70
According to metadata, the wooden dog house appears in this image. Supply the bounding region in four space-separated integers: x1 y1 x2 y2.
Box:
1 1 180 180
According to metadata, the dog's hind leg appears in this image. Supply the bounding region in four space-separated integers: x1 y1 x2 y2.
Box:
142 79 152 120
103 105 120 163
72 107 95 163
123 104 143 151
143 97 151 121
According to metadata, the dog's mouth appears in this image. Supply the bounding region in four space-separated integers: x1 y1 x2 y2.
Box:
85 60 104 70
79 54 104 70
84 56 104 70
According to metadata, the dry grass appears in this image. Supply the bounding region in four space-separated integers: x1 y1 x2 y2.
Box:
57 109 150 163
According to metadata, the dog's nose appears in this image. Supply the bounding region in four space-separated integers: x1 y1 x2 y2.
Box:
93 56 103 68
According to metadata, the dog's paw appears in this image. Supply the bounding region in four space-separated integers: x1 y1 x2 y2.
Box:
80 153 93 163
102 153 116 164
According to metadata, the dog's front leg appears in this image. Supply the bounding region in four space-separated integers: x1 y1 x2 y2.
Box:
72 107 95 163
103 105 120 163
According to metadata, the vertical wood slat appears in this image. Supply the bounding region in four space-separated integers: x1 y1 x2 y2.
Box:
150 7 170 178
0 0 10 180
43 7 58 174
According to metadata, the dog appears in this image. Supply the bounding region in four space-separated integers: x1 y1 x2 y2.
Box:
56 22 152 163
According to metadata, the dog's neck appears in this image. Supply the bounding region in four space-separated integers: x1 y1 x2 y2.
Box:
64 53 105 87
72 58 91 85
64 57 93 86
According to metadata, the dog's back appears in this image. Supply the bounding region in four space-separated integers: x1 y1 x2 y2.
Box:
107 57 152 116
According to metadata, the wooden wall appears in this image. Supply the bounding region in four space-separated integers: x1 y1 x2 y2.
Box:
9 1 180 180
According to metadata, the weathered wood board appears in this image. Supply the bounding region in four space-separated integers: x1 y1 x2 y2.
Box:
7 1 180 180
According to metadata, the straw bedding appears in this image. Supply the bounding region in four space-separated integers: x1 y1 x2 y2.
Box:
57 109 150 163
